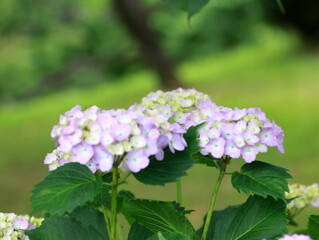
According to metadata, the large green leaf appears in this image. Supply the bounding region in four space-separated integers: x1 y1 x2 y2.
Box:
308 215 319 240
213 195 287 240
231 161 291 201
147 232 191 240
122 199 198 239
31 163 103 215
196 205 240 239
133 125 201 185
128 222 154 240
163 0 209 18
69 206 108 240
25 216 103 240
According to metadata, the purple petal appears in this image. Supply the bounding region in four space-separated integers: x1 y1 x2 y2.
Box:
171 134 186 151
110 124 131 141
242 146 258 163
225 141 241 158
147 128 160 139
205 138 225 158
234 135 245 148
131 135 147 148
126 150 150 172
67 128 83 146
248 120 260 134
144 139 158 156
58 135 72 152
221 123 235 140
155 149 164 160
243 132 259 145
260 128 277 147
232 107 247 121
98 114 117 131
207 128 221 138
13 218 29 230
94 146 114 172
234 121 247 134
101 131 114 147
72 142 94 164
86 130 101 145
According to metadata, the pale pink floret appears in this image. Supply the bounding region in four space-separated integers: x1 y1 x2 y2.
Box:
278 234 313 240
126 150 150 173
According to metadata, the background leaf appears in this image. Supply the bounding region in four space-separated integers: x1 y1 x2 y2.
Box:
308 215 319 240
31 163 103 215
231 161 291 201
213 195 287 240
69 205 108 240
133 125 201 185
25 216 104 240
147 232 192 240
122 199 198 239
163 0 209 19
128 222 154 240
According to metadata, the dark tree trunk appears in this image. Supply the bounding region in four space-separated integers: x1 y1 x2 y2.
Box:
113 0 183 90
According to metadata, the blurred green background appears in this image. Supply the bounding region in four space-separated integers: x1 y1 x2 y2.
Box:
1 0 319 233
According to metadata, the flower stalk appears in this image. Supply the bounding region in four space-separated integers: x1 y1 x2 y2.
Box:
201 156 230 240
110 164 119 240
177 178 183 205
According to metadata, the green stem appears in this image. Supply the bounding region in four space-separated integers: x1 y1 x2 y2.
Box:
111 166 119 240
201 171 225 240
201 157 230 240
176 178 183 205
101 206 111 236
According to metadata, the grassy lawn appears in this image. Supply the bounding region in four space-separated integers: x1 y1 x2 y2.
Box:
1 29 319 231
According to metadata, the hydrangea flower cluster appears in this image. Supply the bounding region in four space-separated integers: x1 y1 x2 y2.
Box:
198 106 284 163
0 212 42 240
140 88 284 163
45 105 184 173
140 88 217 130
286 183 319 213
137 88 217 155
277 234 313 240
44 88 285 173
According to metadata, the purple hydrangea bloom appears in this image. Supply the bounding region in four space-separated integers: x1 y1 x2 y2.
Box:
198 106 284 163
45 104 182 173
45 89 285 173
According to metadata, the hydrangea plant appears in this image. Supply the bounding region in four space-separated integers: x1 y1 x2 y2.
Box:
2 89 319 240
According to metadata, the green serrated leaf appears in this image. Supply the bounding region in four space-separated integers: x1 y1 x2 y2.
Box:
308 215 319 240
31 163 103 215
197 205 240 239
91 185 111 207
25 216 103 240
69 206 108 240
213 195 287 240
192 152 222 169
231 161 291 201
171 201 194 215
147 232 192 240
122 199 198 239
128 222 154 240
102 172 113 183
133 124 201 185
164 0 209 18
